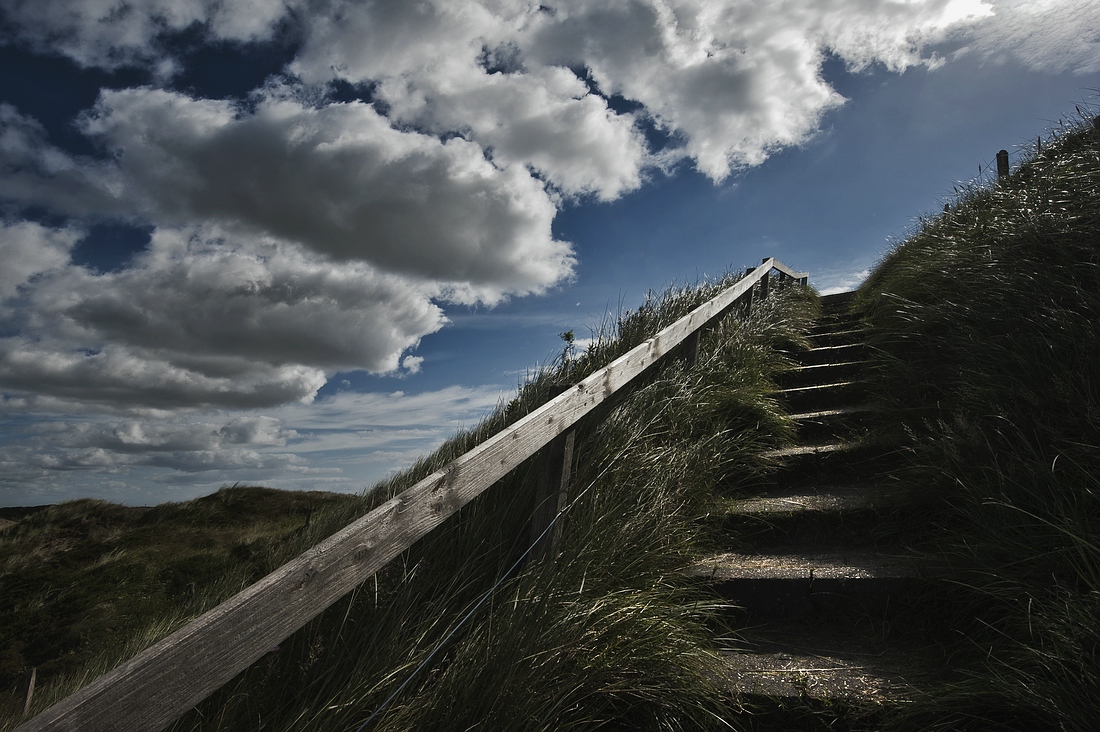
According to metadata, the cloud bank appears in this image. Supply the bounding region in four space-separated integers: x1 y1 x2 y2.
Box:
1 0 1096 496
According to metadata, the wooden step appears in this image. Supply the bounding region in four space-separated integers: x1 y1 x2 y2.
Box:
721 621 935 703
789 405 876 441
689 550 918 617
807 328 867 347
763 441 850 460
777 380 866 412
691 551 918 582
819 291 856 309
778 361 870 388
721 483 908 517
793 343 866 366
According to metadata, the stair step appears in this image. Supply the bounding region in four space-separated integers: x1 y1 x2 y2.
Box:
788 405 875 440
794 343 866 366
807 328 867 347
819 291 856 308
691 551 917 582
722 621 935 703
778 381 866 412
762 441 850 460
722 484 906 517
788 405 874 421
778 361 870 388
689 551 918 618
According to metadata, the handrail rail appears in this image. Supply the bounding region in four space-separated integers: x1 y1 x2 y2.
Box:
17 258 808 732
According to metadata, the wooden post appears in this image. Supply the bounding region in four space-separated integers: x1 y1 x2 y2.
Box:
759 259 770 301
529 429 575 563
996 149 1009 179
741 268 755 312
22 668 36 718
682 330 701 369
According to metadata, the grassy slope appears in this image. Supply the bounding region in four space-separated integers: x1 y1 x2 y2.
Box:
2 277 817 730
0 487 365 723
8 116 1096 731
162 281 815 732
854 116 1100 730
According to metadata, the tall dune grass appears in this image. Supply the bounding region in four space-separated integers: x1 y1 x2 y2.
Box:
4 275 816 730
854 113 1100 730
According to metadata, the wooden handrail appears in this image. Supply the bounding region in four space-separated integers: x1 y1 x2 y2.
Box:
17 258 808 732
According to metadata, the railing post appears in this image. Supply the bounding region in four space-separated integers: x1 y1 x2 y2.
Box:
742 267 755 312
529 429 575 563
22 668 35 718
996 149 1009 179
1094 117 1100 161
682 329 701 369
759 259 770 301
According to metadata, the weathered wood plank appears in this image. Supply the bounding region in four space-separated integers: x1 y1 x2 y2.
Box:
17 259 798 732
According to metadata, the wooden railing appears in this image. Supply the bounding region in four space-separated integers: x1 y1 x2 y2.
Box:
17 258 808 732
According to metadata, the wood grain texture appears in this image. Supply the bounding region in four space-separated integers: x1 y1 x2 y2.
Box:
17 259 802 732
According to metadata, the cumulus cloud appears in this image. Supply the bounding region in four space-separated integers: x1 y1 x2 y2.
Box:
0 225 449 409
953 0 1100 74
0 220 80 298
0 104 122 216
0 0 296 70
2 0 1096 499
0 413 305 488
0 385 505 503
70 88 575 296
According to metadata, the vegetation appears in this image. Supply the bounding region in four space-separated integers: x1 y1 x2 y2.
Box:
854 114 1100 730
9 110 1096 732
1 275 816 729
0 488 364 723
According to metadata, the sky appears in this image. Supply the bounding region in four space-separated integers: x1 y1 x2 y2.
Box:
0 0 1098 507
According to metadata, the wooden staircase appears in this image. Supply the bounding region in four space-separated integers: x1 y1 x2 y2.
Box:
692 291 938 712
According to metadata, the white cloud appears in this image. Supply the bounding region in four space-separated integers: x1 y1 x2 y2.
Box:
520 0 992 180
0 0 296 70
953 0 1100 75
0 220 80 299
0 104 123 216
0 384 507 503
0 225 449 409
815 268 870 296
75 87 575 299
2 0 1096 504
384 65 649 200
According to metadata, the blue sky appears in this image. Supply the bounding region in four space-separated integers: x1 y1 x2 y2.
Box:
1 0 1098 506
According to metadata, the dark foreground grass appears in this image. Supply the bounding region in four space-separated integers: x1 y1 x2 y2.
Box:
3 276 816 730
161 282 814 732
854 114 1100 730
0 487 364 723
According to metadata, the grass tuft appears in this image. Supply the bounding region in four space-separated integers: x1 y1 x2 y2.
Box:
855 111 1100 730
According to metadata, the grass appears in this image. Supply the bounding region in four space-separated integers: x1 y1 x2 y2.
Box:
853 112 1100 730
2 274 817 730
0 487 365 724
8 113 1098 731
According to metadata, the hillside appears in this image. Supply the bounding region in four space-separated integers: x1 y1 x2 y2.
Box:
851 115 1100 729
6 112 1099 731
0 488 365 722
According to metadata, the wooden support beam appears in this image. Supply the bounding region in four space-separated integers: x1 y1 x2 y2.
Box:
529 429 575 563
682 329 701 369
21 668 35 718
